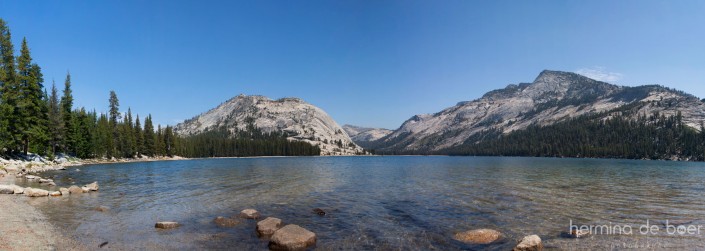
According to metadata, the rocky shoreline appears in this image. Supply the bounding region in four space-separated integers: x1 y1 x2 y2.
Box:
0 156 547 250
0 155 185 250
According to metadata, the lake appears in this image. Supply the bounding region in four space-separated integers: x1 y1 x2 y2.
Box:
19 156 705 250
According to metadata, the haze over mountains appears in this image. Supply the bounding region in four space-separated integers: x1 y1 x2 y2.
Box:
174 70 705 157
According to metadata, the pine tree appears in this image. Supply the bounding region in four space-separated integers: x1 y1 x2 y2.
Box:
108 91 121 156
123 108 135 157
16 38 46 154
47 81 63 155
143 114 155 156
0 19 19 151
95 113 110 158
164 126 174 157
60 73 75 154
156 124 165 156
134 114 143 157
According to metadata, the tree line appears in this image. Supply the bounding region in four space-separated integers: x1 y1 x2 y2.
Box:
0 18 320 159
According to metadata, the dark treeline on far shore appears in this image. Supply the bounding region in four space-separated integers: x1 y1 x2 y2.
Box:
444 104 705 161
374 103 705 161
0 18 320 159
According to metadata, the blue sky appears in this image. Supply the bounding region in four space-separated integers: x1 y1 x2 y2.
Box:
1 1 704 129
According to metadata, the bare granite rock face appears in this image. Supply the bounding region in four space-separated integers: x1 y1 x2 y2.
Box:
342 125 393 148
174 94 365 155
375 70 705 152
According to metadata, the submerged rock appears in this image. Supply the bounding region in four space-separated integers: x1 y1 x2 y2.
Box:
155 222 180 229
96 206 110 212
239 209 261 219
569 228 590 238
24 187 49 197
513 235 543 251
453 229 503 244
213 216 239 227
269 224 316 250
312 208 326 216
256 217 282 236
68 185 83 194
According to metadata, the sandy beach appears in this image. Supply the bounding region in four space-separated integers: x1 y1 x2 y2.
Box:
0 175 86 251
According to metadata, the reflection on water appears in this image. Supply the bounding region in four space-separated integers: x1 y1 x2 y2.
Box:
27 156 705 250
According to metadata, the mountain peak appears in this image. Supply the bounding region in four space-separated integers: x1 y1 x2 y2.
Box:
175 94 364 155
534 70 591 84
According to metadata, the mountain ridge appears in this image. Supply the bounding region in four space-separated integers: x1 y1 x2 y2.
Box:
370 70 705 153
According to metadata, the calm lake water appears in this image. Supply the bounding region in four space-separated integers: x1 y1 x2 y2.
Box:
19 156 705 250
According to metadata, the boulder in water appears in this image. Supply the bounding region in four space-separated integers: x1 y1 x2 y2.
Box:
312 208 326 216
239 209 261 219
84 181 99 191
24 187 49 197
269 224 316 250
513 235 543 251
257 217 282 236
155 222 180 229
453 229 503 244
0 185 14 194
213 216 239 227
96 206 110 212
68 185 83 194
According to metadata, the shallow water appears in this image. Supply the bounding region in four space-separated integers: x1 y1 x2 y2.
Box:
20 156 705 250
